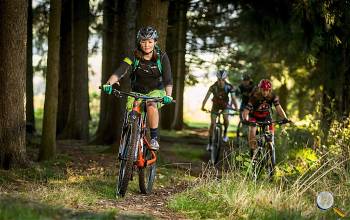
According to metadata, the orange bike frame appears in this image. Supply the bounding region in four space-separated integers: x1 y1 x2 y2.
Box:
132 100 157 168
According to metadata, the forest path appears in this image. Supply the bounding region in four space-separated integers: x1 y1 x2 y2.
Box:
59 128 211 219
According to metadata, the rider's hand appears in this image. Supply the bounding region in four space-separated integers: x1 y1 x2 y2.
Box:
162 95 173 104
102 83 113 95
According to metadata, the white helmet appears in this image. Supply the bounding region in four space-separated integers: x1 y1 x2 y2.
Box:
216 70 228 79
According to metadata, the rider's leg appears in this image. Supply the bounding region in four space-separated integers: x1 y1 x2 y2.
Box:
147 102 160 150
248 125 257 158
223 114 229 142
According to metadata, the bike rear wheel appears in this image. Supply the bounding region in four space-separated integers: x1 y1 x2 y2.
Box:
116 117 139 197
139 147 157 194
211 126 222 164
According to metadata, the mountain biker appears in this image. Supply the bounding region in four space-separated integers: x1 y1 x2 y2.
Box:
102 26 173 151
236 74 255 120
242 79 289 158
201 70 239 151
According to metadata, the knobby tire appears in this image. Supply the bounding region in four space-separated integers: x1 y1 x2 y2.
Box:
211 126 222 164
117 117 139 197
138 147 157 194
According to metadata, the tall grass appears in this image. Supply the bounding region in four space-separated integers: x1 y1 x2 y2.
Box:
169 160 349 219
169 118 350 219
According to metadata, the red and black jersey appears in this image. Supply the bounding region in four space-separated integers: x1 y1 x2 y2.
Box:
208 81 235 109
245 88 280 118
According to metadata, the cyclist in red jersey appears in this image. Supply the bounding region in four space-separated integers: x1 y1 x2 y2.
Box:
242 79 289 158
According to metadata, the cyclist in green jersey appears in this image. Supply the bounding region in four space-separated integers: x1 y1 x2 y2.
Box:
102 26 173 151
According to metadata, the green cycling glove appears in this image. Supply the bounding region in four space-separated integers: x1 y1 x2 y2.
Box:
102 84 112 94
162 95 173 104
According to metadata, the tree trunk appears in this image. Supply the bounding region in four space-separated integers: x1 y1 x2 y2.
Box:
93 0 137 147
61 0 89 140
39 0 61 161
171 0 188 130
137 0 169 49
109 0 137 152
137 0 170 129
92 0 117 144
161 0 177 130
26 0 36 134
57 0 73 136
0 0 27 169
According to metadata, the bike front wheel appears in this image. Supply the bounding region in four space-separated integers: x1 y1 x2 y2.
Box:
116 118 139 197
266 142 276 179
211 126 222 164
138 147 157 194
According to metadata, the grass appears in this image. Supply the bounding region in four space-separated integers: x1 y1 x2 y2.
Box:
168 119 350 219
167 144 204 162
168 168 349 219
0 143 192 219
0 197 117 220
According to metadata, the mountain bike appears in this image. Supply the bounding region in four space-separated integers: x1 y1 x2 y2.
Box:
203 108 237 164
244 119 291 180
101 87 174 197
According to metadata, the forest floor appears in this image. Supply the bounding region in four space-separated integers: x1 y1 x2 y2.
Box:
0 127 223 220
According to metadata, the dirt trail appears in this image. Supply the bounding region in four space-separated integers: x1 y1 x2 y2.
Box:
58 129 209 219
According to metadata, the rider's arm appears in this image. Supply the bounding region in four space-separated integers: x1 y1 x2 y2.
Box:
272 94 288 119
107 56 133 85
165 85 173 96
243 94 255 121
276 105 288 119
230 92 239 110
161 52 173 89
242 108 250 121
106 74 120 85
201 88 212 110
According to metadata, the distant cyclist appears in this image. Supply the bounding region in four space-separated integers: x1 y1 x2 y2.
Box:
236 74 255 120
201 70 238 150
242 79 289 158
102 26 173 151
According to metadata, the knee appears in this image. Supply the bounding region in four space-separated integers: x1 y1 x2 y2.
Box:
147 102 157 111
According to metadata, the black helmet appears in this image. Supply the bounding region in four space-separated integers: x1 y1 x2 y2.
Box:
136 26 159 43
243 74 251 81
216 70 228 79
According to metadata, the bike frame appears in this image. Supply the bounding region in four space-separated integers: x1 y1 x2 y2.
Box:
122 98 157 168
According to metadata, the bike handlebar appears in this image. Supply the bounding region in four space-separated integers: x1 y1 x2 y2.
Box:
99 86 176 104
202 108 239 116
242 119 292 126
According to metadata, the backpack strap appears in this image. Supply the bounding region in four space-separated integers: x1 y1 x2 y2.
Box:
132 57 139 72
155 46 162 74
130 47 163 84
